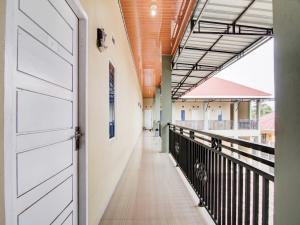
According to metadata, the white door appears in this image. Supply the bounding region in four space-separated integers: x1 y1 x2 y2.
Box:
5 0 79 224
191 109 200 120
144 110 153 130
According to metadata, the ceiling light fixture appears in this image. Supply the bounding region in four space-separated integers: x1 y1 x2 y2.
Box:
150 2 158 17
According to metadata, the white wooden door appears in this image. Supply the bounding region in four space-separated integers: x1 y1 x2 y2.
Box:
5 0 79 224
191 109 200 120
144 110 153 130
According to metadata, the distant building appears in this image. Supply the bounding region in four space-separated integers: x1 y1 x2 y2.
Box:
260 112 275 146
172 77 273 143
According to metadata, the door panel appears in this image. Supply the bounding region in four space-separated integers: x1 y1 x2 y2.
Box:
61 212 73 225
16 90 73 133
6 0 79 224
16 129 73 153
17 28 73 90
17 176 73 225
17 140 73 196
19 0 73 53
144 110 153 130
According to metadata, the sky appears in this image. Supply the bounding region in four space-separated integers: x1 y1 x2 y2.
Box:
216 39 275 97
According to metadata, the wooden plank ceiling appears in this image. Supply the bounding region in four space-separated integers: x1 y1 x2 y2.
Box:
120 0 196 98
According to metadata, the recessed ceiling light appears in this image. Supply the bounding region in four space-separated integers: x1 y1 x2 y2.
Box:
150 2 158 17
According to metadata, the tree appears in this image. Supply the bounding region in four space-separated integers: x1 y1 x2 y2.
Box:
251 102 273 119
260 103 273 116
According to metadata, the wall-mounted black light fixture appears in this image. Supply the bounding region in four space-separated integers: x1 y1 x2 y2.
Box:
97 28 107 52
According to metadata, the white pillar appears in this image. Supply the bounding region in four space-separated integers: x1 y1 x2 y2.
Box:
172 101 176 123
153 87 160 130
203 102 209 130
256 100 261 130
274 1 300 224
233 102 239 130
256 100 262 143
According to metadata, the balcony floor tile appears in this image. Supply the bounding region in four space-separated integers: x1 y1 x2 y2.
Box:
100 132 211 225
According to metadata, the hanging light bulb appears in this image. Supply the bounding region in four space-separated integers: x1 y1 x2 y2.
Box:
150 2 158 17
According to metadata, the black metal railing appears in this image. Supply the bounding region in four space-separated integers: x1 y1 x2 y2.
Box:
175 119 259 130
169 124 275 225
175 120 205 130
209 120 233 130
238 119 258 130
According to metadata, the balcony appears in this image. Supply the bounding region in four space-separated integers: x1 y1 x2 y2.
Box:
169 124 274 225
101 124 274 225
100 132 213 225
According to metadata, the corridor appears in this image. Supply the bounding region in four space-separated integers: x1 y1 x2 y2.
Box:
100 132 212 225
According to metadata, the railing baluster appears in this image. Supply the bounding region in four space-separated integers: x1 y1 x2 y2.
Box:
222 157 226 225
238 165 244 225
262 177 269 225
198 144 201 197
192 142 195 186
252 173 259 225
204 147 210 206
214 152 218 220
232 162 237 225
211 151 215 217
200 145 204 206
218 154 222 225
227 160 232 225
245 169 251 225
197 144 200 197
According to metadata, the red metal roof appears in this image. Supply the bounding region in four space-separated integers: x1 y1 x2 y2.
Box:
183 77 272 99
260 112 275 131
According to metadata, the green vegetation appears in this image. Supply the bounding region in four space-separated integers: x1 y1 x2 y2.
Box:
250 102 273 119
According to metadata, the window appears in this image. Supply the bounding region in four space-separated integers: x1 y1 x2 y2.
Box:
181 110 185 121
109 63 115 139
217 106 223 121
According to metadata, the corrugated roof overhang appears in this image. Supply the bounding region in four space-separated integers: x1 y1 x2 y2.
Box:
171 0 273 99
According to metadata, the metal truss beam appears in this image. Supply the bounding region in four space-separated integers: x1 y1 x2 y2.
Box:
174 63 219 71
172 35 223 97
172 82 194 86
193 20 273 36
171 0 274 99
181 46 239 55
172 74 206 79
175 36 271 99
172 0 209 65
233 0 255 24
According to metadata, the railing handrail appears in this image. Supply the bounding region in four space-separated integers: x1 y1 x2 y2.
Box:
169 123 274 155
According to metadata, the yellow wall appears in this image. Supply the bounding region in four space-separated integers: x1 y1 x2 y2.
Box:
173 102 204 121
238 102 250 119
143 98 154 110
79 0 143 224
0 0 5 223
173 101 231 121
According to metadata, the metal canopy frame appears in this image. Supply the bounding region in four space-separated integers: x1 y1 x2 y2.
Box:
171 0 273 99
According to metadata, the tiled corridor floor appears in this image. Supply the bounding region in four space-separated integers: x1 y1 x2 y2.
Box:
100 132 211 225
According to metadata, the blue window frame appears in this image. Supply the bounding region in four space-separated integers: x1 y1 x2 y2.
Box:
109 63 115 139
218 107 223 121
181 110 185 121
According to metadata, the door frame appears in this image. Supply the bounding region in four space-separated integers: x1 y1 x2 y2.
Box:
3 0 89 224
143 109 153 130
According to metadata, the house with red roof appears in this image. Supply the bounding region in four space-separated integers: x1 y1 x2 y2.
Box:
173 77 273 142
260 112 275 146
